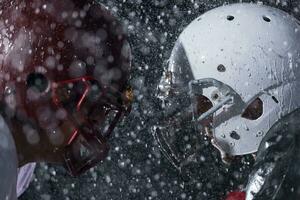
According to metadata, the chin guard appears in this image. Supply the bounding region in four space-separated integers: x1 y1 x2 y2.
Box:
64 129 110 176
52 76 131 176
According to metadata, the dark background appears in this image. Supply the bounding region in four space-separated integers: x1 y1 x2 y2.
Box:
20 0 300 199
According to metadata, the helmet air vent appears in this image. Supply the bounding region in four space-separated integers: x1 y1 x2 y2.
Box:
262 15 271 22
227 15 234 21
217 64 226 72
272 96 279 104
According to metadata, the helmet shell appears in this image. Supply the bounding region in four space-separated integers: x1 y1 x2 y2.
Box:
0 0 131 174
165 3 300 155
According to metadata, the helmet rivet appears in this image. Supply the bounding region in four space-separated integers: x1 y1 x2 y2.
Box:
256 131 264 137
212 93 219 100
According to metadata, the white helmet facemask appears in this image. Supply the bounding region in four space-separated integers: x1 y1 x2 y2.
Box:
189 78 280 157
154 3 300 165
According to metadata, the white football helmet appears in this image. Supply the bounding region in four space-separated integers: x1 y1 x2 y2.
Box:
156 3 300 163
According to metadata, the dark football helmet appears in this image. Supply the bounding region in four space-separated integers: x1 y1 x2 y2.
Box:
0 0 132 176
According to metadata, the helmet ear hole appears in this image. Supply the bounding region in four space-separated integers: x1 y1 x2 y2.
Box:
241 98 263 120
26 73 49 93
